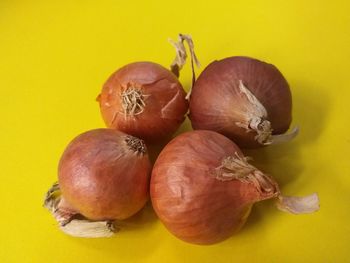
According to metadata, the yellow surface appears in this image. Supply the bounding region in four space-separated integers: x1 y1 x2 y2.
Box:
1 0 349 262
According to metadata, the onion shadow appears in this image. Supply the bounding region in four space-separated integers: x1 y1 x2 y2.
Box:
70 202 159 262
117 201 158 231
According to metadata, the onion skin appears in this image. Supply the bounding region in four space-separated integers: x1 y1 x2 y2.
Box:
98 62 188 142
150 130 278 245
189 56 292 148
58 129 151 221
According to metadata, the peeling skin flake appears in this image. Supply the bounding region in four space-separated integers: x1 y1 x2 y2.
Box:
277 193 320 214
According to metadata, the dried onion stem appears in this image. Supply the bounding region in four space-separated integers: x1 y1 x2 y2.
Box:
213 153 320 214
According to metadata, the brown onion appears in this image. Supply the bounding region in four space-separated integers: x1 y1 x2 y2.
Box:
44 129 151 237
97 61 189 142
150 130 319 245
189 56 298 148
97 62 188 142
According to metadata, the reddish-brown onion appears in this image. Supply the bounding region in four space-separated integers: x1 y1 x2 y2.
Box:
150 130 319 245
59 129 150 220
150 130 280 245
97 62 188 142
45 129 151 237
189 56 296 148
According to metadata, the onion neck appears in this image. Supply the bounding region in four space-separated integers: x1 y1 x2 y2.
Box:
248 117 299 145
236 80 298 145
250 170 279 200
44 182 117 238
169 34 200 100
212 153 279 201
248 117 273 145
235 80 272 145
212 153 320 214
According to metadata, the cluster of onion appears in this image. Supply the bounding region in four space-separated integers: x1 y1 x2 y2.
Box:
44 35 319 244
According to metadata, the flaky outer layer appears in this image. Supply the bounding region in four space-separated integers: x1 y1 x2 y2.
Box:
150 130 277 245
189 56 292 148
98 62 188 142
58 129 151 221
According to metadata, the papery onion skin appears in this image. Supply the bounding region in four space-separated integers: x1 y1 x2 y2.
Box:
98 62 188 142
189 56 292 148
58 129 151 221
150 130 278 245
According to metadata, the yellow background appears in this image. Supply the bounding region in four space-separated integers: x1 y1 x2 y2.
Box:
1 0 349 262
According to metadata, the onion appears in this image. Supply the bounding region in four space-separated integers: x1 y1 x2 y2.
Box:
44 129 151 237
189 56 298 148
97 35 199 142
97 62 188 142
150 130 319 245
